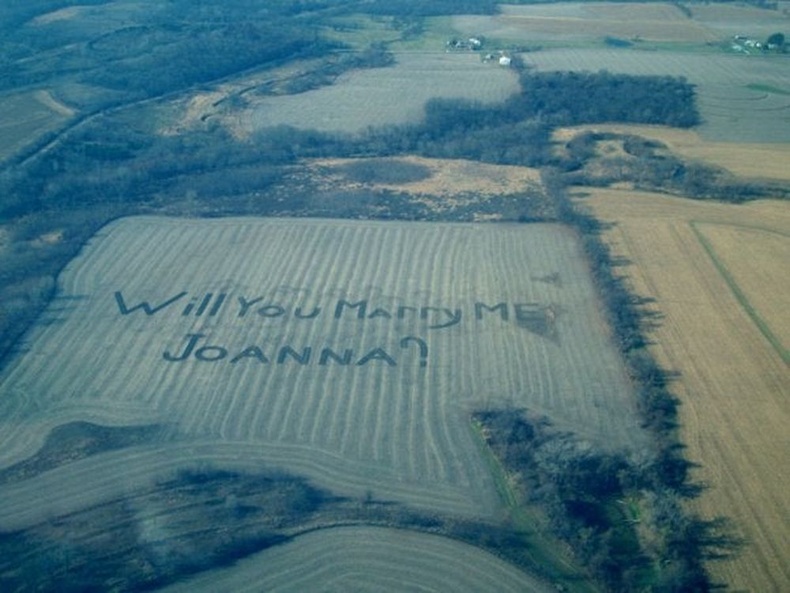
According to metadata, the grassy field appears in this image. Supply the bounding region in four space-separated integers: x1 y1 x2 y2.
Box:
581 189 790 592
0 90 73 162
241 52 519 134
0 216 646 590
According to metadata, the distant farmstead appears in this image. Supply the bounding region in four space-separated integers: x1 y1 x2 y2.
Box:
446 37 484 51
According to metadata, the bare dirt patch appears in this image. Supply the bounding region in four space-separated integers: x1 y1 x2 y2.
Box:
33 90 76 118
32 230 65 248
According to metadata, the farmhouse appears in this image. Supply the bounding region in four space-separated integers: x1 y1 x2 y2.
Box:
446 37 483 51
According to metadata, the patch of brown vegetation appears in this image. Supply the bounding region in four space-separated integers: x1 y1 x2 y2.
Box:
298 156 548 220
307 156 541 197
555 124 790 183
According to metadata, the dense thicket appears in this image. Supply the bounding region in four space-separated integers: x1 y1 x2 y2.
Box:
514 71 699 127
475 408 735 592
354 70 698 167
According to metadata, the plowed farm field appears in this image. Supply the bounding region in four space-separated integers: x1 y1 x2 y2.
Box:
582 189 790 592
0 217 645 533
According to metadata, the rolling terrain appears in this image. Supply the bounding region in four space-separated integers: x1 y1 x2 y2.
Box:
1 1 788 590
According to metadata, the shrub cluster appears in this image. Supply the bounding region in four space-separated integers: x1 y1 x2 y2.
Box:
474 407 734 592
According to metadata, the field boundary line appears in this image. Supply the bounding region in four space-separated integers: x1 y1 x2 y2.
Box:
469 419 519 509
689 221 789 365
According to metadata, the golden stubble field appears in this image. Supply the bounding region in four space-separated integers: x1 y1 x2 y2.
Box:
581 189 789 592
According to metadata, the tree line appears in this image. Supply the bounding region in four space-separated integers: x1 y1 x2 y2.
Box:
474 406 738 592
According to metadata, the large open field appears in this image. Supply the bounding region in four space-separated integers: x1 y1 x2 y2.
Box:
453 2 785 45
580 189 789 592
0 217 645 532
454 2 719 44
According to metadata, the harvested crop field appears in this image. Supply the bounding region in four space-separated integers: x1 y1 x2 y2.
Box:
0 217 645 529
581 189 790 592
524 49 790 142
243 52 520 134
453 2 717 43
688 3 789 39
162 525 555 593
